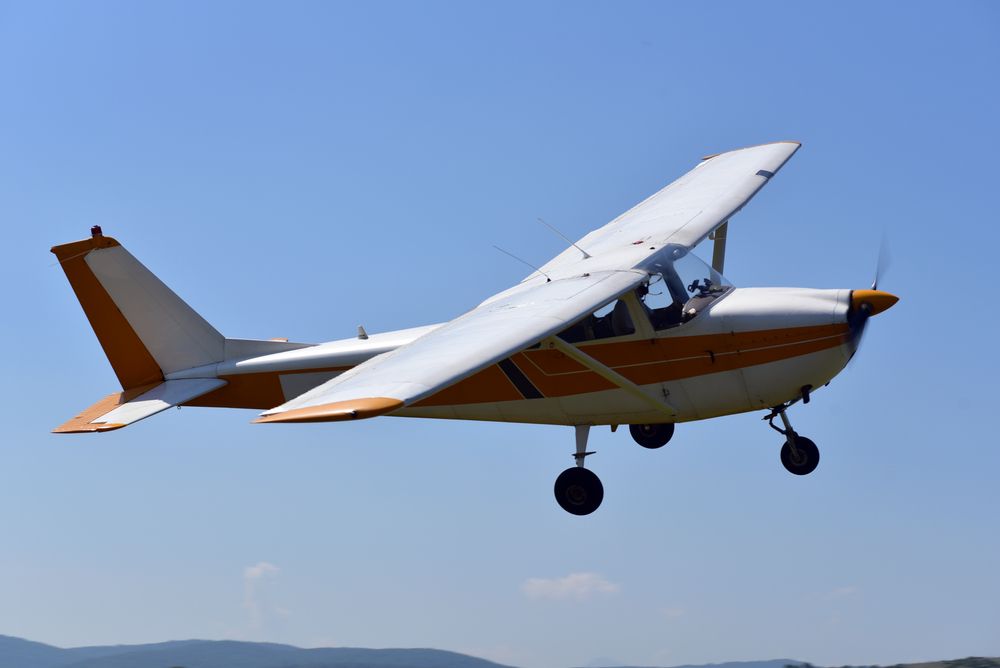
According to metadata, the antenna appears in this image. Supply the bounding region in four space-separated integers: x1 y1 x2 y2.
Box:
537 217 591 259
492 245 551 282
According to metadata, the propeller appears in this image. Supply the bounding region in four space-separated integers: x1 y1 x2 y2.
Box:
848 234 898 355
871 232 891 291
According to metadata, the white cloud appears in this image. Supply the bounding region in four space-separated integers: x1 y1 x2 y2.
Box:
243 561 283 631
826 585 860 600
660 606 685 620
521 572 620 600
245 561 279 581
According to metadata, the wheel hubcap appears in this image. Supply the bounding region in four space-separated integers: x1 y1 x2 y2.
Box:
566 484 587 506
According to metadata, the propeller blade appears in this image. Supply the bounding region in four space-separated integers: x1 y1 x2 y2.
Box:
872 233 892 291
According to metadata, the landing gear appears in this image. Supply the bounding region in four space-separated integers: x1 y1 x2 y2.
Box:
554 425 604 515
554 467 604 516
766 404 820 476
780 437 819 475
629 423 675 449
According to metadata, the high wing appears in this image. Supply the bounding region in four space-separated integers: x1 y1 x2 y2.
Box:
527 141 801 283
256 141 800 423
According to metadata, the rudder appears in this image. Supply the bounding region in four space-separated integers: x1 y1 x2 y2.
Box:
51 227 225 390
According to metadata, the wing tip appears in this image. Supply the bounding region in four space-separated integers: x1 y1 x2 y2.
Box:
702 140 802 161
254 397 404 424
52 422 126 434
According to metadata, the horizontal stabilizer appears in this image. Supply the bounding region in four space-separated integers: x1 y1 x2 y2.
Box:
53 378 226 433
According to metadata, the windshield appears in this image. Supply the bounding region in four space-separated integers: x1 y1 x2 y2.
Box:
639 247 733 330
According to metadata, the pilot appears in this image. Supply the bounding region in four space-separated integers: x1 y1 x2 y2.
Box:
637 282 684 329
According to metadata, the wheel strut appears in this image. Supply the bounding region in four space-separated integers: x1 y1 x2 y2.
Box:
765 404 800 456
574 424 595 467
765 402 821 476
555 425 604 515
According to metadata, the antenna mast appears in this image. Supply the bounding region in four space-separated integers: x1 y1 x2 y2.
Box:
537 218 591 259
492 245 552 282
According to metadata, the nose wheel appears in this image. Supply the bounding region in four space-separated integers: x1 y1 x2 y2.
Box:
780 436 819 475
554 425 604 515
766 404 820 476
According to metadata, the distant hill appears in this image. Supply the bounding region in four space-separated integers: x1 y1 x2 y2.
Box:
577 661 804 668
0 635 513 668
2 636 996 668
834 661 1000 668
578 658 1000 668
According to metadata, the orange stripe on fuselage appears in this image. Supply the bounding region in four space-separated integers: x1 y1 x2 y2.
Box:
179 323 850 411
183 366 352 409
410 362 524 406
417 322 850 406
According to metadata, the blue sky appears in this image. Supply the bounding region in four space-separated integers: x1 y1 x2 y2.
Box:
1 2 998 667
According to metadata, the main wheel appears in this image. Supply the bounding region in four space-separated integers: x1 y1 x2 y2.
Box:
553 467 604 516
780 436 820 476
629 423 675 449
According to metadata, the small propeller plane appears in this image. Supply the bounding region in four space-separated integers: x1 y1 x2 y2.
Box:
51 141 897 515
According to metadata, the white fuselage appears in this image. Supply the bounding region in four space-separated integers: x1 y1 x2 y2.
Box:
168 287 855 426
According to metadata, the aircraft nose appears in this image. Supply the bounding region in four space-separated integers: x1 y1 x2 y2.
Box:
850 289 899 317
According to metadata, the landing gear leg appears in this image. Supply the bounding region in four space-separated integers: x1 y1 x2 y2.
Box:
766 405 820 476
553 425 604 515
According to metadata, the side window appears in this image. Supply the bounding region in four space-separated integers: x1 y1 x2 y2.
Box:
639 273 686 330
559 298 635 343
637 261 733 331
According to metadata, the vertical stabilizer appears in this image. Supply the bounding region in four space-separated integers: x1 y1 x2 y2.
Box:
51 229 225 389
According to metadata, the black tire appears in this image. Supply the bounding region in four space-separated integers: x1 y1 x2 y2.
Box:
629 423 675 449
780 436 820 476
553 467 604 516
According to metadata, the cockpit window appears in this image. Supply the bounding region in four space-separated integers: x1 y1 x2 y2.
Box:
639 249 732 330
559 297 635 343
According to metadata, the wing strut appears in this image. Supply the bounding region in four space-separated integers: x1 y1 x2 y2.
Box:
544 337 676 417
710 221 728 275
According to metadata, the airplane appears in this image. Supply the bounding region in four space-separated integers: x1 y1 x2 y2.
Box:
51 141 898 515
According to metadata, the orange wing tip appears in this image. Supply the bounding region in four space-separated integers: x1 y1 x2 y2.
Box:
851 289 899 317
52 422 126 434
253 397 405 424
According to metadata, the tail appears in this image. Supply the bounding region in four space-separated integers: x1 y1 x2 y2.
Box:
51 228 314 433
51 227 226 390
